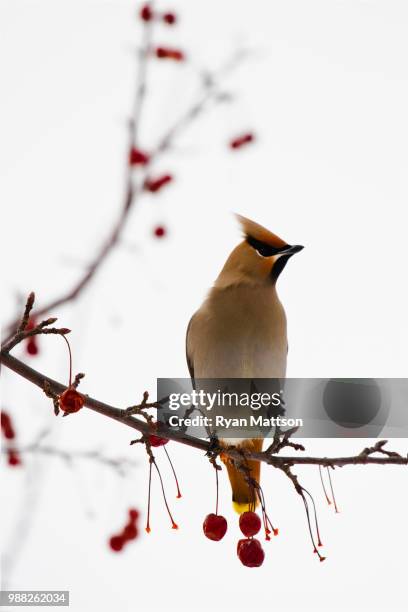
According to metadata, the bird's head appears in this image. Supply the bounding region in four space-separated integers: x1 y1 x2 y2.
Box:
214 214 304 288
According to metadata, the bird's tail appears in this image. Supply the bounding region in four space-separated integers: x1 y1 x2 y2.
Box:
221 439 263 514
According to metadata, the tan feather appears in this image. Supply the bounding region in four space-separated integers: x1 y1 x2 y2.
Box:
221 438 263 513
236 214 287 248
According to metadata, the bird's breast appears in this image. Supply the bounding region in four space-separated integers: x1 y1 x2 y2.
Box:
189 285 288 379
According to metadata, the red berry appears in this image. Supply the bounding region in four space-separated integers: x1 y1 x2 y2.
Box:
230 133 255 149
123 523 138 541
1 413 15 439
237 538 247 556
26 339 39 355
3 426 15 440
237 538 265 567
140 4 153 22
144 174 173 193
59 388 85 413
1 412 11 430
109 535 124 552
149 434 168 447
239 511 262 537
2 412 16 440
203 513 228 541
128 147 150 166
155 47 184 61
163 12 176 25
7 450 22 467
128 508 139 522
153 226 166 239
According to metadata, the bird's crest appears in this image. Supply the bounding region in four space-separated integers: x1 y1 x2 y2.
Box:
236 214 286 250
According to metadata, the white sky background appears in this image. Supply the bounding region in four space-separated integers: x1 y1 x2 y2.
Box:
1 1 408 611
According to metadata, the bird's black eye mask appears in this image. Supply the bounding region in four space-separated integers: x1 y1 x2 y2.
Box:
246 235 288 257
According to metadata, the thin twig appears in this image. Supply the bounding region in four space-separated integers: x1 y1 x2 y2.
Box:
3 48 248 343
1 445 138 476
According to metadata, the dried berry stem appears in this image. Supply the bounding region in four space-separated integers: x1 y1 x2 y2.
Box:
163 446 182 499
215 463 219 515
318 465 332 505
326 466 339 513
61 335 73 387
152 460 178 529
146 461 153 533
303 487 323 547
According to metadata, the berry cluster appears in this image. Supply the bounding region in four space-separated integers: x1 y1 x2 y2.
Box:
109 508 140 553
1 412 22 467
127 156 172 239
201 465 281 567
203 511 266 568
237 512 264 567
132 5 186 240
144 174 174 239
134 6 256 243
140 4 177 26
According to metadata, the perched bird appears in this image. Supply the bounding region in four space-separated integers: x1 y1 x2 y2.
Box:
186 214 303 513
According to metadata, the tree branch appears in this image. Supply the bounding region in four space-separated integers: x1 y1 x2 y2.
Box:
1 350 407 469
3 45 247 343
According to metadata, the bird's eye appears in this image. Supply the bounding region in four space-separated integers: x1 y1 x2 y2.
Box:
246 236 286 257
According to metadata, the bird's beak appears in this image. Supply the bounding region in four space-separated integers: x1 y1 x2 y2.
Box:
278 244 304 257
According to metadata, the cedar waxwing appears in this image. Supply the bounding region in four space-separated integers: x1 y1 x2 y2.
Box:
186 215 303 513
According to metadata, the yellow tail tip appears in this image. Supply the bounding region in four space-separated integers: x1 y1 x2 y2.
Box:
232 501 252 514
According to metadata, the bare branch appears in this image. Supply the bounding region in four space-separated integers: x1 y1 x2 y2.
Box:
1 350 407 469
2 294 70 353
359 440 403 459
1 443 137 477
265 425 305 454
3 47 248 344
16 292 35 334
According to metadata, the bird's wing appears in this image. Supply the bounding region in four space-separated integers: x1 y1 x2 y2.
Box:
185 315 196 389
